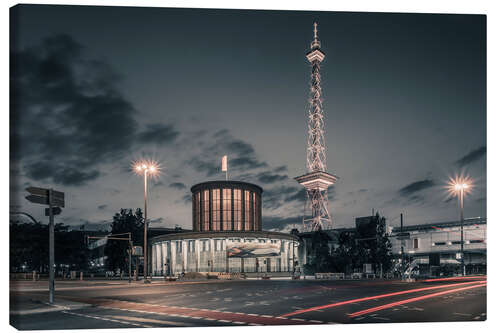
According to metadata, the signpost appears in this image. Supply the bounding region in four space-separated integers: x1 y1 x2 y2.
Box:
25 187 65 304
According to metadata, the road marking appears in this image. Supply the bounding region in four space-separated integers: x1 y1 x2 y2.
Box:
70 298 313 326
281 280 486 317
61 310 152 328
106 315 196 326
453 312 472 317
348 282 486 317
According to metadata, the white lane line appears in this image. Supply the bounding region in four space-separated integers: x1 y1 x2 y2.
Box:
309 320 323 323
291 318 306 321
453 312 472 317
261 315 273 318
218 319 231 323
61 310 152 328
233 321 246 324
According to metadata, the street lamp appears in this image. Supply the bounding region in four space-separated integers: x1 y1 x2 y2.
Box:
133 160 159 283
447 175 473 276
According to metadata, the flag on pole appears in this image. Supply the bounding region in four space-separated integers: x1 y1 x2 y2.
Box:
221 155 227 172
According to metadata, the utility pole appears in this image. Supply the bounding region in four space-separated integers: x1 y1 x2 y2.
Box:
459 188 465 276
48 189 55 304
400 213 404 280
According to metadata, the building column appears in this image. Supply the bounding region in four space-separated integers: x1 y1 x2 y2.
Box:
170 241 176 275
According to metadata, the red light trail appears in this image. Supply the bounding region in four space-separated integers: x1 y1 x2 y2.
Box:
348 281 486 317
281 280 485 317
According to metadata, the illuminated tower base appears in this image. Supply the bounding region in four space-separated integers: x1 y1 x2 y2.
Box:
295 171 337 231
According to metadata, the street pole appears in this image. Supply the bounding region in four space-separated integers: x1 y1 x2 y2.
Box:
128 233 132 283
459 188 465 276
400 213 404 280
48 189 55 304
144 170 148 283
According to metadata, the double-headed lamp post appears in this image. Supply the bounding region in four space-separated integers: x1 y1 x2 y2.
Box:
134 161 158 283
448 177 472 277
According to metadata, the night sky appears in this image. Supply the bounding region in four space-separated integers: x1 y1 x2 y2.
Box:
10 5 486 231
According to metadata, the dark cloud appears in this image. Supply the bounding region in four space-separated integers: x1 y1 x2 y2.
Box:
169 182 186 190
98 204 108 210
182 194 192 204
398 179 435 197
262 185 301 209
11 34 138 186
137 123 179 144
256 171 288 184
455 146 486 168
263 215 302 231
273 165 288 173
188 156 220 177
186 129 268 177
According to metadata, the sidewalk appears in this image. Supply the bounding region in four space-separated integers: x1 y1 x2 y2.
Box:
10 294 91 316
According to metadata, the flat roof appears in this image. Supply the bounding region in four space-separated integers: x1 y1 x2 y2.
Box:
190 180 263 194
151 230 298 243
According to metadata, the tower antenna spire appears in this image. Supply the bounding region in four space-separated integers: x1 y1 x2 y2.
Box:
295 22 338 232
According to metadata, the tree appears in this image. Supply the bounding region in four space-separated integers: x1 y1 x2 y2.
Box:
331 213 393 275
10 219 89 273
303 229 334 274
104 208 144 273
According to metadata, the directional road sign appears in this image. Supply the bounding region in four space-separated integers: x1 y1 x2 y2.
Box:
25 187 65 207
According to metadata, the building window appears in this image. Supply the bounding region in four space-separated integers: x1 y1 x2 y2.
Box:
470 240 484 244
434 242 446 246
234 189 242 230
203 190 210 231
245 190 251 231
259 239 266 243
451 241 462 245
254 193 260 230
202 240 210 252
413 238 419 249
222 188 232 230
212 189 221 231
176 241 182 253
195 192 201 231
187 240 195 253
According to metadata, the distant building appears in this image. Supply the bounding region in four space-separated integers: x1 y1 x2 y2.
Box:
297 216 486 276
390 217 486 275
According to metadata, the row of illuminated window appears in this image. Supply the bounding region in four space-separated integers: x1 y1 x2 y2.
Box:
193 188 261 231
432 240 485 246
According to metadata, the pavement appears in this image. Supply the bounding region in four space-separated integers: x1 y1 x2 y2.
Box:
9 275 487 330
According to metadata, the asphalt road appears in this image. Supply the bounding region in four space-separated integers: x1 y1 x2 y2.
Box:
10 276 487 330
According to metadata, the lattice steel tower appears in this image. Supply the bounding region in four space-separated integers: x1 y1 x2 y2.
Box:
295 23 338 232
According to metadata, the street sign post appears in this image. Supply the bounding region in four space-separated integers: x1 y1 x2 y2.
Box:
25 187 65 304
45 207 62 216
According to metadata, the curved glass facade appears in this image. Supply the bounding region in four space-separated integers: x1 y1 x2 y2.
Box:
191 181 262 232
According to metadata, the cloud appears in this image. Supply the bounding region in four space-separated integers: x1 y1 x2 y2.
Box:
398 179 435 197
256 171 288 184
182 194 192 204
137 124 179 144
455 146 486 168
186 129 268 177
11 34 138 186
263 215 302 231
169 182 186 190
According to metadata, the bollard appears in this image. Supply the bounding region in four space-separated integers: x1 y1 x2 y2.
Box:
33 271 36 281
80 272 83 281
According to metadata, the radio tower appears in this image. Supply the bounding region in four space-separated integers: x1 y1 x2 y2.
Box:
295 22 338 232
